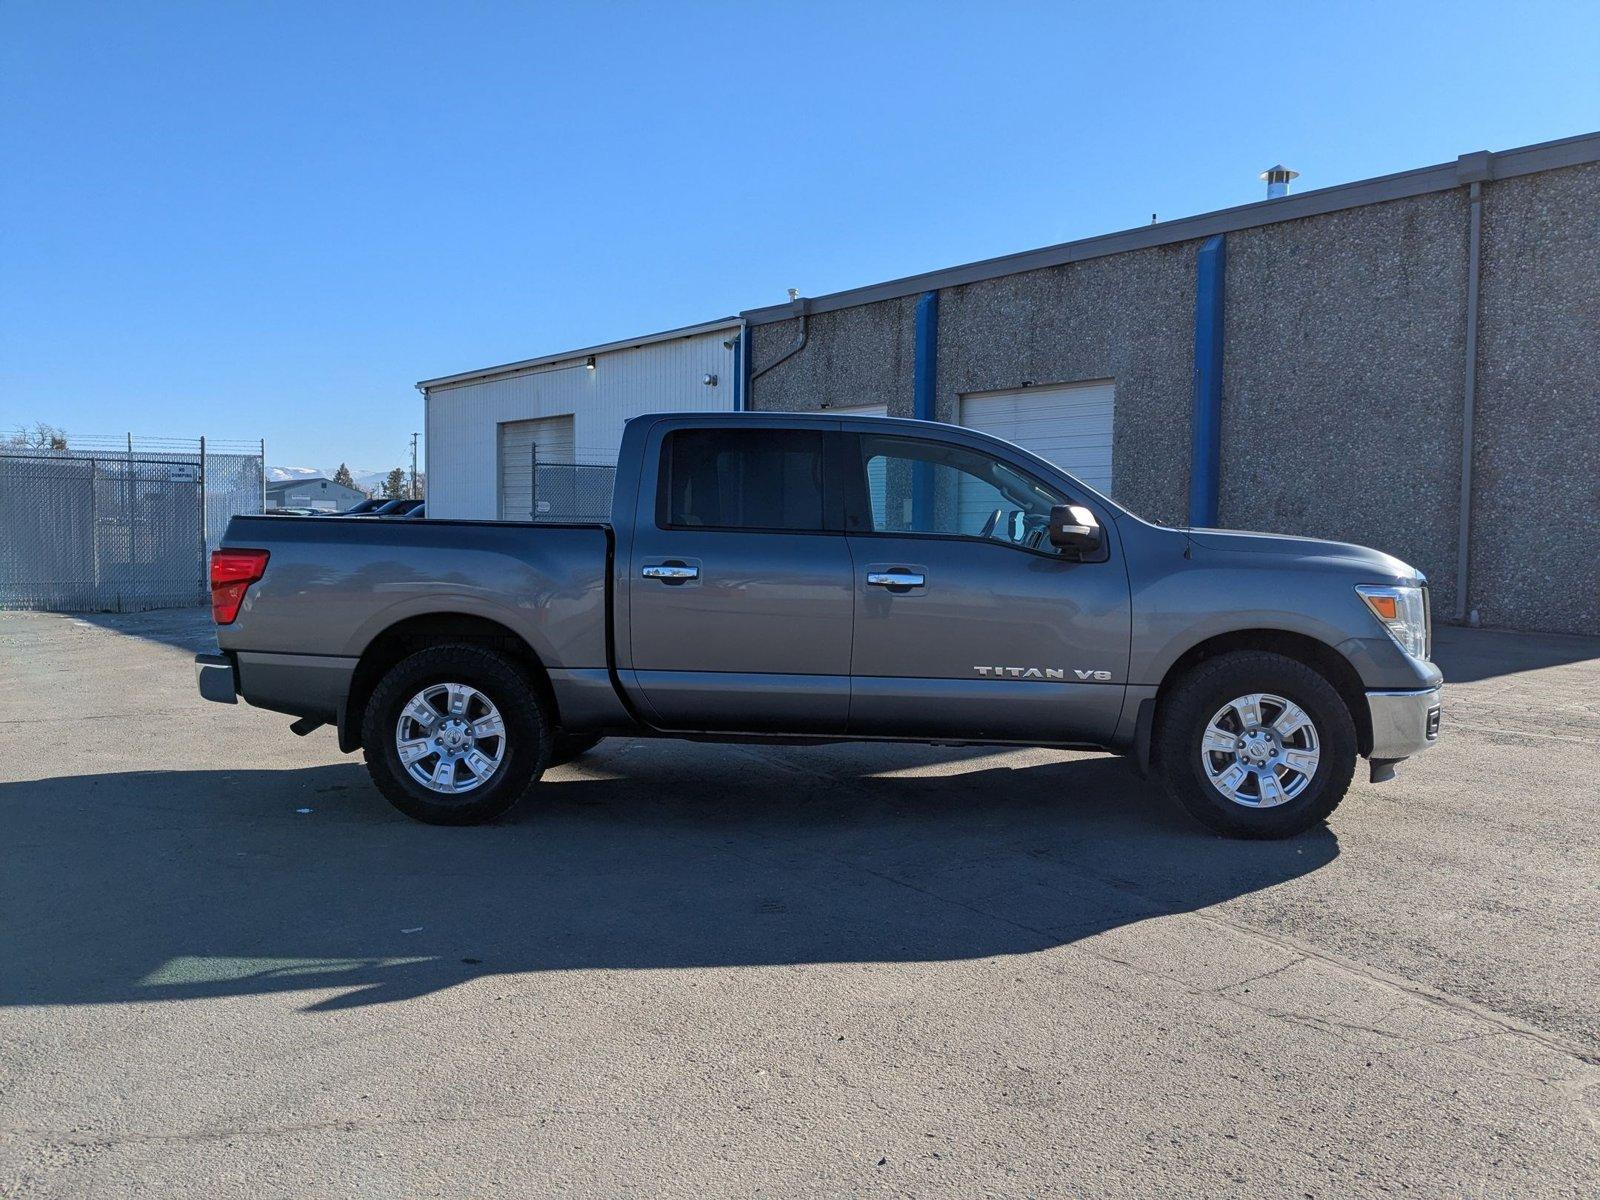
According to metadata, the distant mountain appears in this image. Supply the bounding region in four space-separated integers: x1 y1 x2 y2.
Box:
266 465 323 483
268 466 399 494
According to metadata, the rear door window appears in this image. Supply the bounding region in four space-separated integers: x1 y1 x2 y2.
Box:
658 428 833 533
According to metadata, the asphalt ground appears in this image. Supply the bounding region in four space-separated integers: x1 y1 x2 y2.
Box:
1 607 1596 1197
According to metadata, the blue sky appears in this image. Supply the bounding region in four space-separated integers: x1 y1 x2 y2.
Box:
3 1 1596 471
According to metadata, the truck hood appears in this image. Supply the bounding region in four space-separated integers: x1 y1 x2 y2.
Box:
1182 528 1422 585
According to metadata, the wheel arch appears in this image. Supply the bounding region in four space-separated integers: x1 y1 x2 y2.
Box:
1147 629 1372 765
339 612 558 753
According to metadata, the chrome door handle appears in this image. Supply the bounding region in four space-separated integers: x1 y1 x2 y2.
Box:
867 570 925 588
641 564 699 581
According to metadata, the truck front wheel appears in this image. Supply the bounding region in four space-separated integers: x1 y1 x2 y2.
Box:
1155 650 1357 839
361 645 550 825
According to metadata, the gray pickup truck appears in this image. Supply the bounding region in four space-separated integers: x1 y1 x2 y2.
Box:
196 411 1441 837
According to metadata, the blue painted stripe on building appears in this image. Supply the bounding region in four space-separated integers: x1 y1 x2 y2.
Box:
732 325 745 412
913 291 939 422
1189 234 1226 527
912 291 939 525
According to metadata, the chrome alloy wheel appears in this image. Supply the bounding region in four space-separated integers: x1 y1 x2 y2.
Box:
395 682 507 795
1199 692 1320 809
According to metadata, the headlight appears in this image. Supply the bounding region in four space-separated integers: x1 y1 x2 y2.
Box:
1356 584 1429 660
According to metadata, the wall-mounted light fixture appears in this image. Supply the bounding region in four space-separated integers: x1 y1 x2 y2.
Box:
703 373 718 387
585 355 596 371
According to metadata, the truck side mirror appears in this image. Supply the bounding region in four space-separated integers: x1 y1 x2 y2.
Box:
1049 504 1102 554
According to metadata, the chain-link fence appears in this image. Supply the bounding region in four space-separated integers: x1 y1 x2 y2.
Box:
201 450 267 549
532 463 617 523
0 435 265 612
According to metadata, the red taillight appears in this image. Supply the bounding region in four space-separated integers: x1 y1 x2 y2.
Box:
210 548 269 624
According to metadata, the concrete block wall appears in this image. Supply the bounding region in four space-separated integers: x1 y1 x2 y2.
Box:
1471 162 1600 634
1220 189 1471 617
748 296 917 416
750 245 1199 527
747 160 1600 635
934 243 1197 527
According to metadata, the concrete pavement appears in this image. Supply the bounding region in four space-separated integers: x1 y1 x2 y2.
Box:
1 609 1595 1197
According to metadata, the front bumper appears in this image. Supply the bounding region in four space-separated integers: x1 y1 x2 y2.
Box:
1367 685 1442 762
195 652 238 704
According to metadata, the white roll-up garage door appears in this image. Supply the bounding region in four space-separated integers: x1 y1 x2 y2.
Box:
498 415 575 519
959 380 1115 495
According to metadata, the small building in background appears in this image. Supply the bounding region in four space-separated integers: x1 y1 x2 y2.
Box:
418 319 740 521
265 476 366 512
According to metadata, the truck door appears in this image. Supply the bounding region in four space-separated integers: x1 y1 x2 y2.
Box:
624 422 854 733
840 430 1131 744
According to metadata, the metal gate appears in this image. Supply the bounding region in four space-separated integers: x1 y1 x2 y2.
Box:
0 453 208 612
531 462 616 522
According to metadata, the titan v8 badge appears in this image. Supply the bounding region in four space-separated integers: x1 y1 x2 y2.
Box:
973 666 1112 681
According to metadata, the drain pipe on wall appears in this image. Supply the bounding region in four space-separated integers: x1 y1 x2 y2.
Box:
729 329 745 411
1454 153 1491 622
749 295 810 385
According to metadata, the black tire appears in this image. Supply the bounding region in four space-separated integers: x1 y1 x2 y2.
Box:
547 733 604 767
1155 650 1357 839
361 644 551 825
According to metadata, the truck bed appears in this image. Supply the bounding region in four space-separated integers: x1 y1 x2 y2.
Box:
217 514 613 669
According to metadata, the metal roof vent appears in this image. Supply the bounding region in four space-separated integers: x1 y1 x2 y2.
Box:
1259 164 1300 199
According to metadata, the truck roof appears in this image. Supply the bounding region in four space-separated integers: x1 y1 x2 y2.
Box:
623 410 944 429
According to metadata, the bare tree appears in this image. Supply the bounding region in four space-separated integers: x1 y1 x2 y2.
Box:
4 422 68 451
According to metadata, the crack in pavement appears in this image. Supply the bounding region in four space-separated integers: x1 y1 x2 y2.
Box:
1210 956 1308 993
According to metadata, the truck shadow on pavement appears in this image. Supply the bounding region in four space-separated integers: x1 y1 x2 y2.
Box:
1 745 1338 1012
55 607 220 655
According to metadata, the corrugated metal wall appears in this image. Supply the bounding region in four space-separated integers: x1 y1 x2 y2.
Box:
425 328 738 520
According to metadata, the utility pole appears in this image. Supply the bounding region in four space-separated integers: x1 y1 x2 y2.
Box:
410 432 420 500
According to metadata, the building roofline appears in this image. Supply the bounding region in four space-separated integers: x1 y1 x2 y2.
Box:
740 130 1600 326
416 317 743 391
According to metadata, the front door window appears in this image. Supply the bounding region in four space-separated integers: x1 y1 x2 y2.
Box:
854 434 1069 554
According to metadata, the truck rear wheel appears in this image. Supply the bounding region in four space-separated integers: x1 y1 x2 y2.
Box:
1155 650 1356 839
361 645 550 825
